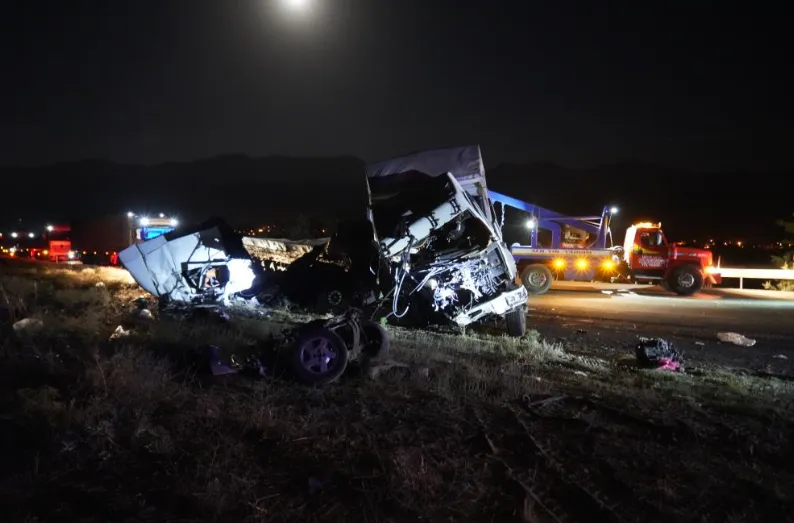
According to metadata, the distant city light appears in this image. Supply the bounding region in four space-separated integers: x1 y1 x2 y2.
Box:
11 232 18 238
28 232 35 238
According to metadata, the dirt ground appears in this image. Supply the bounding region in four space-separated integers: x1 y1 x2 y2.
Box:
1 260 792 523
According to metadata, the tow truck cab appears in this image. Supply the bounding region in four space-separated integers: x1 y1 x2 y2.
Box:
623 222 721 295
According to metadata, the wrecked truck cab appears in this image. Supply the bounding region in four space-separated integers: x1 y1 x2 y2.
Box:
365 145 528 336
119 218 264 307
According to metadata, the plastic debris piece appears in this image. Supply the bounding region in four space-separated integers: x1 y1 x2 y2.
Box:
13 318 44 333
635 337 683 372
109 325 130 340
206 345 238 376
717 332 756 347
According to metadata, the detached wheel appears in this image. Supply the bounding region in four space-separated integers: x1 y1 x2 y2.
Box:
521 264 553 295
290 326 349 385
667 265 703 296
505 307 527 337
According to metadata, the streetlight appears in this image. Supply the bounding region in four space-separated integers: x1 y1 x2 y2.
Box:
11 232 18 238
610 206 619 215
28 232 35 238
47 225 54 232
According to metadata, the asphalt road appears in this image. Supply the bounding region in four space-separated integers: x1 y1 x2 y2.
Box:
528 282 794 372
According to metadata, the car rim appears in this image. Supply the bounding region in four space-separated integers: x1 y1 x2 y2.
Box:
327 290 343 306
677 273 695 288
299 337 339 375
528 271 547 287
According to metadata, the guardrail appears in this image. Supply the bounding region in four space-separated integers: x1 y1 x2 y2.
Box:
719 267 794 289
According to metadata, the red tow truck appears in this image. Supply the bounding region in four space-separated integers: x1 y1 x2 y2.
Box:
620 221 721 295
487 190 721 296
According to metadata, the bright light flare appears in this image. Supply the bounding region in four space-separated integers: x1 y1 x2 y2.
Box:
170 218 179 227
602 259 615 271
610 206 618 215
575 259 588 270
552 258 565 270
46 225 54 232
525 218 537 230
283 0 310 11
139 217 150 226
28 232 35 238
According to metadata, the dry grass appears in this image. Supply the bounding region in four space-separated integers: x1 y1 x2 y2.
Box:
1 259 792 523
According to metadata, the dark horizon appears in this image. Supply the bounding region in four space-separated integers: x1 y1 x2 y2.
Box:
1 153 790 243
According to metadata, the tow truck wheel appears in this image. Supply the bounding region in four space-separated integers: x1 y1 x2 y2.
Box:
521 264 553 295
505 307 527 337
668 265 703 296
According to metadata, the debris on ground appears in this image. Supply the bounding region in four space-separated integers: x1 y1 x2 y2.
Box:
109 325 131 340
12 317 44 333
206 345 239 376
773 354 788 360
635 337 683 371
717 332 756 347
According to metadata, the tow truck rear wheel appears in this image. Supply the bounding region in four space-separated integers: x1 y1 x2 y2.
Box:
505 307 527 337
521 264 553 295
667 265 703 296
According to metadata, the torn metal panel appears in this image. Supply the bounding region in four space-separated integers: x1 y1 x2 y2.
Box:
242 236 330 266
119 218 260 306
365 146 528 332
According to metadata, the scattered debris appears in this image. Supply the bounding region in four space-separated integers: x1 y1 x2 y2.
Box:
137 309 154 320
12 317 44 333
207 345 239 376
773 354 788 360
635 337 683 372
695 341 705 346
109 325 130 340
717 332 756 347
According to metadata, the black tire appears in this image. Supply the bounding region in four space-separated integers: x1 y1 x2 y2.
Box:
359 320 390 362
505 307 527 337
667 265 703 296
289 326 349 385
521 264 553 295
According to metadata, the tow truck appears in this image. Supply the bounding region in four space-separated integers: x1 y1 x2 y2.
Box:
488 191 721 296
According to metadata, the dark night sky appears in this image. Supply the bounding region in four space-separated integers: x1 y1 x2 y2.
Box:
1 0 790 170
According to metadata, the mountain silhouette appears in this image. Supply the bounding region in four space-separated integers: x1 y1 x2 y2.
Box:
1 154 789 240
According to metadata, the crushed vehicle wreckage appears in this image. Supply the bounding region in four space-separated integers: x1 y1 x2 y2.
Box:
118 145 529 383
119 145 528 335
363 145 528 336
